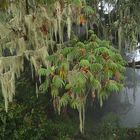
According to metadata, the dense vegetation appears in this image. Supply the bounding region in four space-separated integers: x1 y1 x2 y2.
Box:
0 0 140 139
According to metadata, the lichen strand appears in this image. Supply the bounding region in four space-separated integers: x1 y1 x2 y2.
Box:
0 1 82 112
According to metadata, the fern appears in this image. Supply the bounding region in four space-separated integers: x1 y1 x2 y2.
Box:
83 6 94 16
117 63 126 72
90 63 103 73
60 93 69 107
51 87 59 98
87 54 96 63
70 99 79 110
107 60 118 71
60 62 69 71
70 0 82 6
95 56 105 64
94 47 111 56
65 84 72 90
47 55 57 63
39 80 49 92
67 49 81 61
52 75 65 88
99 40 110 48
76 42 85 48
38 68 49 76
98 90 109 107
105 80 120 92
80 59 90 68
61 47 73 56
90 76 101 90
38 67 55 76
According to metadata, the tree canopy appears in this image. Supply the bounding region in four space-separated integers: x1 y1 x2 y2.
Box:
0 0 139 134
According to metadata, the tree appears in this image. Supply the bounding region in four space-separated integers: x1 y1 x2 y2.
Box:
39 30 125 133
85 0 140 51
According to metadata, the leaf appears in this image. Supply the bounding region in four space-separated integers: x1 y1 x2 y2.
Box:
39 80 49 92
95 47 111 56
90 76 101 90
61 47 73 56
76 42 85 48
38 68 48 76
51 88 58 98
87 54 96 63
95 56 105 64
117 64 126 72
71 0 82 6
38 67 55 76
60 62 69 71
90 63 103 72
71 72 87 94
99 40 110 48
80 59 90 67
107 60 118 71
83 6 94 16
67 49 81 61
70 99 79 110
60 94 69 107
52 75 65 88
65 84 72 90
98 89 108 107
47 55 57 63
88 30 94 35
105 80 120 92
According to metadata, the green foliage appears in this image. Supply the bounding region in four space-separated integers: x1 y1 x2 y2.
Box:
70 0 82 6
0 79 76 140
83 6 95 17
39 80 49 92
90 63 103 72
90 76 101 90
0 0 128 135
51 88 59 98
70 99 79 110
99 113 120 135
39 31 126 133
60 94 69 107
0 101 76 140
80 59 90 68
38 68 49 76
105 80 121 92
52 75 65 88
